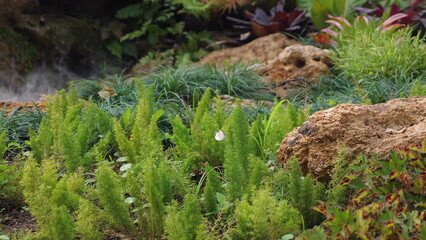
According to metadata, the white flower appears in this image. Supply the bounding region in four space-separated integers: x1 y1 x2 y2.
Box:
215 130 226 141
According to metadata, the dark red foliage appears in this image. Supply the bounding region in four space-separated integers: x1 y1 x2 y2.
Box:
355 0 426 28
227 0 307 37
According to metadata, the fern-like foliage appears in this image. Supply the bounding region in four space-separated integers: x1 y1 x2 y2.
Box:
168 89 227 171
173 0 216 18
247 155 268 191
113 84 165 164
115 3 144 19
96 162 134 232
30 89 112 172
234 189 301 239
76 199 103 240
21 157 81 239
326 147 358 205
116 0 183 45
51 174 82 211
29 117 52 162
50 205 77 240
167 114 197 171
0 130 6 159
143 160 166 237
285 158 325 228
203 163 223 215
164 194 202 240
194 91 226 167
182 194 203 239
223 104 251 201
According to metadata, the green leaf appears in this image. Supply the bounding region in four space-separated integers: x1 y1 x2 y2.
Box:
84 178 96 184
116 157 128 163
125 197 135 204
297 0 313 11
120 163 132 172
334 0 367 18
0 235 10 240
122 42 137 58
105 40 122 59
311 0 331 29
216 192 226 205
115 3 143 19
281 233 295 240
151 110 165 123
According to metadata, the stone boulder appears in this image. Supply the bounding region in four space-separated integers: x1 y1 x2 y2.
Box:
199 33 299 67
258 45 332 98
277 97 426 180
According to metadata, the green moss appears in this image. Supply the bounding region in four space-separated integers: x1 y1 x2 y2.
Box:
0 29 38 75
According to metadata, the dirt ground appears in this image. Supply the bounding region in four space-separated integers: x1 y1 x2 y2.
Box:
0 197 35 235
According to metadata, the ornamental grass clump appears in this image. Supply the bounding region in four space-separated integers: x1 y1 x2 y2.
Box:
142 63 272 106
0 107 44 146
331 18 425 86
250 100 307 159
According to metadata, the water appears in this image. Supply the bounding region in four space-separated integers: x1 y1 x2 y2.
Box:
0 64 81 102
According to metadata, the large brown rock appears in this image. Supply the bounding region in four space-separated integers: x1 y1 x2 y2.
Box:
199 33 299 66
277 97 426 180
258 45 332 98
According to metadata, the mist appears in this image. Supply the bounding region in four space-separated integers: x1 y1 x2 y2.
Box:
0 64 82 102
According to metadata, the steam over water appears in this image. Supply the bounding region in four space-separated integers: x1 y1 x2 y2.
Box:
0 64 81 102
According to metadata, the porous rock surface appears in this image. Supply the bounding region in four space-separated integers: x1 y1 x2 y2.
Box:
199 33 299 66
257 45 332 98
277 97 426 180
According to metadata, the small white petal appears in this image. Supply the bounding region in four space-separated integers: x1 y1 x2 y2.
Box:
215 130 226 141
120 163 132 172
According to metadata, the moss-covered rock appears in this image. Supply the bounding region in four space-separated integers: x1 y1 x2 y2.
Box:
0 29 38 86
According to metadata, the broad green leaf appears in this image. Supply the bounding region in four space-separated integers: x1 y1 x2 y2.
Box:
125 197 135 204
105 40 122 59
120 163 132 172
281 233 295 240
311 0 331 29
296 0 313 11
116 157 128 163
151 109 165 123
0 235 10 240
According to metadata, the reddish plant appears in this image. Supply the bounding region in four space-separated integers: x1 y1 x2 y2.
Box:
305 140 426 239
312 13 409 45
227 0 307 37
355 0 426 28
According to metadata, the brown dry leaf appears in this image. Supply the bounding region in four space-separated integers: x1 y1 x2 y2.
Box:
98 88 117 99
